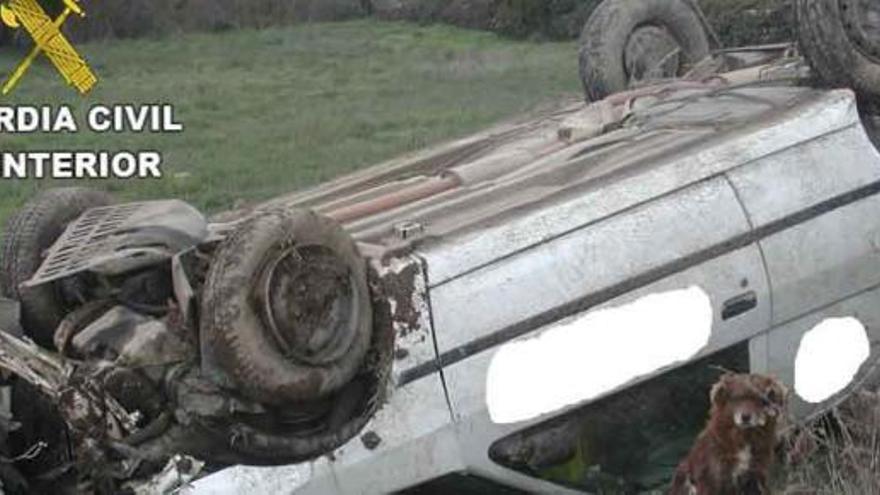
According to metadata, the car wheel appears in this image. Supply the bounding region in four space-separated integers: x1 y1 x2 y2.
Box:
797 0 880 102
578 0 711 102
1 188 113 348
200 208 372 406
224 375 377 463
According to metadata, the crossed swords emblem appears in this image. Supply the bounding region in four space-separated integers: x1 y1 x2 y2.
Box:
0 0 97 95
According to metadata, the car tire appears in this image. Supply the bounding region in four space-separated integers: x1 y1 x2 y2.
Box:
224 375 376 463
578 0 711 102
200 208 372 405
1 188 113 348
797 0 880 102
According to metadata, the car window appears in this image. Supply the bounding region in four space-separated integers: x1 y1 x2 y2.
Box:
489 343 750 494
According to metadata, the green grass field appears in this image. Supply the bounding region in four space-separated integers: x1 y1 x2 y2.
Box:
0 20 579 226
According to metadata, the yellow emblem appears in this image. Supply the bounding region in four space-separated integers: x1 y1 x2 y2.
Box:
0 0 97 95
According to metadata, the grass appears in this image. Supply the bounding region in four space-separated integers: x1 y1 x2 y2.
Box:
778 382 880 495
0 20 579 227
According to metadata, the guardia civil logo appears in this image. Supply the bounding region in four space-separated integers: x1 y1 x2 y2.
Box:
0 0 97 95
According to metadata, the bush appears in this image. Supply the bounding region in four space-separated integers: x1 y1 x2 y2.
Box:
700 0 794 46
63 0 368 41
490 0 792 43
371 0 447 23
67 0 190 40
492 0 600 39
22 0 793 45
440 0 494 30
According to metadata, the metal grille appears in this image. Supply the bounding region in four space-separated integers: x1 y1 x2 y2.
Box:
24 203 144 287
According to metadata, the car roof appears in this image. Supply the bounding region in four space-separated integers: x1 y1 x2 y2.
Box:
266 85 857 279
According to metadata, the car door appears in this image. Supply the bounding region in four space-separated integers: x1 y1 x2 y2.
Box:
726 120 880 418
422 175 771 492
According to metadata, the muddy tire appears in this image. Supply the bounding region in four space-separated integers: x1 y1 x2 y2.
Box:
1 188 113 348
578 0 710 102
201 209 372 405
797 0 880 102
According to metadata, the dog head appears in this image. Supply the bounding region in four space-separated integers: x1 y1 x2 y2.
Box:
710 373 788 429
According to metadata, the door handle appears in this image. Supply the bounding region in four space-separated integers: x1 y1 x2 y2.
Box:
722 291 757 320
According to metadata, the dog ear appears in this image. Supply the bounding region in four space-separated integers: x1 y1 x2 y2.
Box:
766 376 789 406
710 374 733 405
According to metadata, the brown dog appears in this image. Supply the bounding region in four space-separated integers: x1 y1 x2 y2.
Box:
669 373 788 495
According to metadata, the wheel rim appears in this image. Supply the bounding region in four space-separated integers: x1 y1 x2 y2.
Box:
257 244 359 366
624 25 682 84
840 0 880 63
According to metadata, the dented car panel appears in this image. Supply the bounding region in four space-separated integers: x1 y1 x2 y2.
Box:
390 88 854 285
371 255 436 374
426 177 755 358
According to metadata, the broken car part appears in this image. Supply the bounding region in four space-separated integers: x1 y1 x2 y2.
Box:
24 199 208 286
1 187 113 347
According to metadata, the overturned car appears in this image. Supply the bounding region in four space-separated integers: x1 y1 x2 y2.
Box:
2 0 880 493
